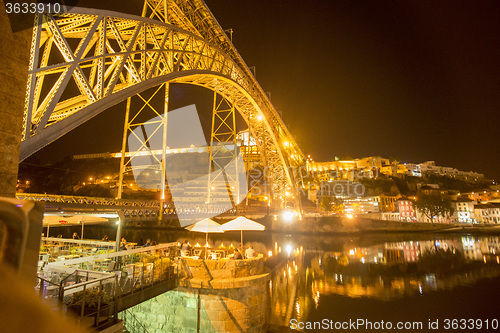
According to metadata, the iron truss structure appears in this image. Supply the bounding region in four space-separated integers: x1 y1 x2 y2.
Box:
21 0 305 207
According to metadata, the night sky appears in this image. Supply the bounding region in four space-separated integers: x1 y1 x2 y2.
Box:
32 0 500 180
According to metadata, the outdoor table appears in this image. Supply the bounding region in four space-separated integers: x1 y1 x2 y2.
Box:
57 254 80 260
94 258 111 270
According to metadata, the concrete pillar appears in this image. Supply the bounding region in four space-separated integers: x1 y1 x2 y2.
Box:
0 0 32 197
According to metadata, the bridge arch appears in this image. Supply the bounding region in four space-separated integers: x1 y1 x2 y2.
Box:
21 7 303 204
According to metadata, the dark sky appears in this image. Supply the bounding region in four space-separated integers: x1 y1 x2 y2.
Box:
32 0 500 180
204 0 500 180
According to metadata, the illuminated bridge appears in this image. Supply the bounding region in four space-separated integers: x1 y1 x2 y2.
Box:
19 0 306 216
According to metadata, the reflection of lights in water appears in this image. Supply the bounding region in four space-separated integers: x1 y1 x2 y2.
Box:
349 249 354 256
484 255 487 263
374 257 378 263
361 257 365 264
295 302 300 316
425 274 437 289
275 242 278 250
419 284 423 295
278 247 281 253
313 291 320 309
497 256 499 264
286 244 293 256
282 210 295 222
268 251 273 257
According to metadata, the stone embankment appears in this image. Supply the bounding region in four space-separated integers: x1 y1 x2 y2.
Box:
269 215 489 234
128 255 269 333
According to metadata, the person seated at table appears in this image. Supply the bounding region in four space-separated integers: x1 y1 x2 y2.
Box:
233 249 243 260
245 244 256 259
102 235 109 242
72 232 80 240
144 238 151 247
119 238 128 251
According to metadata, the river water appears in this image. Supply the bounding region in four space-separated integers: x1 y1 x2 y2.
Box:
53 225 500 332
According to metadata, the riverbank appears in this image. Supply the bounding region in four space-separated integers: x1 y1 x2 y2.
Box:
267 215 500 235
114 215 500 235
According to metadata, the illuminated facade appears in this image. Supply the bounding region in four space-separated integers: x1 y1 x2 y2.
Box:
474 203 500 224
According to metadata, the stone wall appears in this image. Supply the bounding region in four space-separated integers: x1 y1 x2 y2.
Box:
127 256 269 333
0 0 32 197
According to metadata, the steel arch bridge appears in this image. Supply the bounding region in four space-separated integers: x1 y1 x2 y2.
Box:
21 0 305 207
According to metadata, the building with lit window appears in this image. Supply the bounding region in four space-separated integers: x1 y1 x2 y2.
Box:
453 199 476 223
397 199 416 222
474 203 500 224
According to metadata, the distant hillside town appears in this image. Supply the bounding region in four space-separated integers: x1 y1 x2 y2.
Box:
304 156 499 224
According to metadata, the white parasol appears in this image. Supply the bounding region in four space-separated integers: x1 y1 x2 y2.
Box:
220 216 265 247
184 218 224 259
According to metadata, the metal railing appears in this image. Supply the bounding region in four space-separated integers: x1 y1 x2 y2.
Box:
36 269 117 326
37 243 180 328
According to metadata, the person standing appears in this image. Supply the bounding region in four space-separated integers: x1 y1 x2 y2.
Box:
181 240 191 256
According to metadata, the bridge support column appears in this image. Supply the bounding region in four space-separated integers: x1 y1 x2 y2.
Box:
207 91 240 208
0 4 32 197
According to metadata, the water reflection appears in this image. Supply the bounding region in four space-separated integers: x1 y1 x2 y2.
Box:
74 226 500 331
269 234 500 330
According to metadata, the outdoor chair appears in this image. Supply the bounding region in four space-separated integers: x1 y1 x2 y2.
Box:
209 251 222 260
125 264 142 287
144 263 153 283
104 261 115 273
